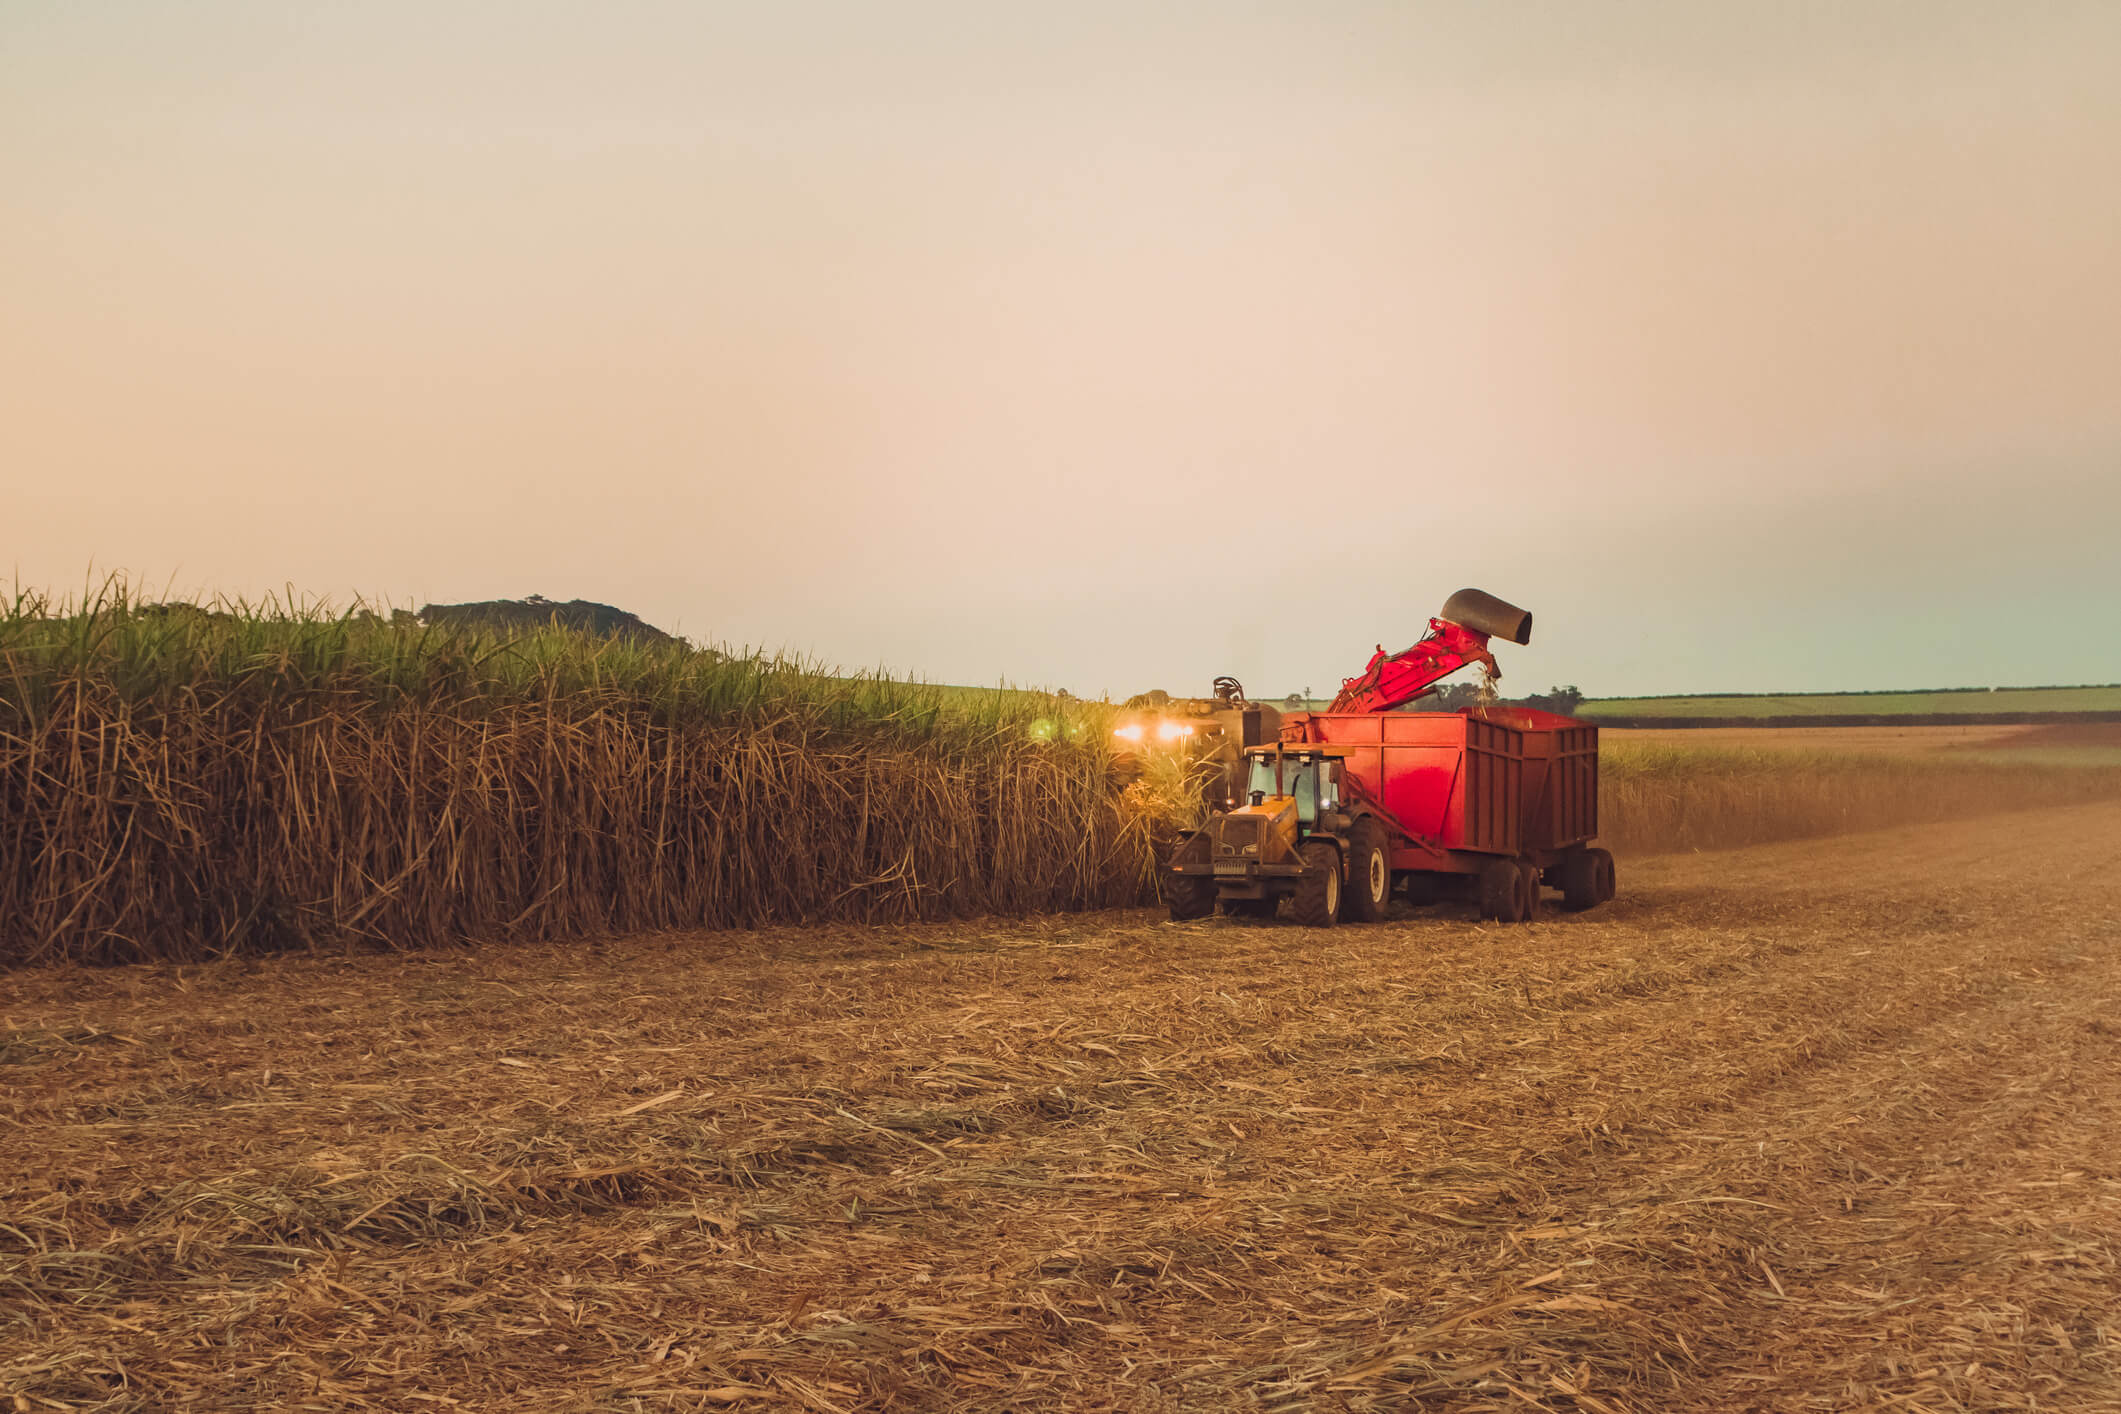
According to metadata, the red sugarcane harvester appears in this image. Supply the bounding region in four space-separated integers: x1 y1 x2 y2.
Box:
1165 589 1615 926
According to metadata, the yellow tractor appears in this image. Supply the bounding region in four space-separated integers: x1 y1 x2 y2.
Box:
1162 742 1388 927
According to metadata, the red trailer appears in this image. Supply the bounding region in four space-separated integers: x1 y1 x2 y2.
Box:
1280 705 1613 922
1162 589 1615 926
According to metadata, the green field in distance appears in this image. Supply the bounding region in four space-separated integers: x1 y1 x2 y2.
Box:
1581 685 2121 718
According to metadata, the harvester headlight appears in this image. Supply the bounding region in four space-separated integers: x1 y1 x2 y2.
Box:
1156 719 1195 741
1114 722 1145 742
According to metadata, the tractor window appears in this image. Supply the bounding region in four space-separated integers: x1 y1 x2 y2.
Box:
1246 755 1323 825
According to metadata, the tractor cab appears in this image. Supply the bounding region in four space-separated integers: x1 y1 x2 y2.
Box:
1208 745 1351 871
1166 742 1372 927
1238 744 1345 826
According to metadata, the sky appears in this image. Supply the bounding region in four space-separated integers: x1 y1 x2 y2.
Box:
4 1 2117 699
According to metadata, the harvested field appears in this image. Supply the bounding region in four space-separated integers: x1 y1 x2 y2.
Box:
1991 723 2121 751
1605 722 2121 758
7 803 2121 1411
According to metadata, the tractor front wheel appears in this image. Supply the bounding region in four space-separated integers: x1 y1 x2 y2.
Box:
1166 874 1216 921
1290 842 1342 927
1341 819 1390 923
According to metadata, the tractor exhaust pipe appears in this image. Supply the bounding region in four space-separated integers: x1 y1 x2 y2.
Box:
1438 588 1532 646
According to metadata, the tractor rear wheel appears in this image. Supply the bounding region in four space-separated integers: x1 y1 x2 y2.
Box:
1290 842 1342 927
1477 858 1520 922
1166 874 1216 921
1341 820 1389 923
1557 849 1601 911
1516 860 1541 922
1589 848 1617 903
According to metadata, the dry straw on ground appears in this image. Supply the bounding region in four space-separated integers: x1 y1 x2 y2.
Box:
6 805 2120 1410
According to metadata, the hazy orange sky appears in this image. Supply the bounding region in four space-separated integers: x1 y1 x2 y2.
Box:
5 2 2117 697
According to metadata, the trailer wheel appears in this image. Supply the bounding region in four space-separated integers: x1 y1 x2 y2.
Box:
1341 820 1389 923
1477 858 1519 922
1166 874 1216 921
1290 842 1342 927
1516 860 1541 923
1557 850 1601 911
1589 848 1617 903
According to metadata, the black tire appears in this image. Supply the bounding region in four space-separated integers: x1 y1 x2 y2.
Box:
1220 896 1276 919
1166 874 1216 921
1589 848 1616 904
1341 819 1389 923
1515 860 1540 923
1557 849 1600 912
1477 857 1519 922
1290 841 1342 927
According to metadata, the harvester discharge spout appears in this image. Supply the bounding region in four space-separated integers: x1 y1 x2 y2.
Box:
1436 588 1532 647
1327 588 1533 714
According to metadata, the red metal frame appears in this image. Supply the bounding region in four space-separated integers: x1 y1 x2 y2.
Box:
1328 619 1499 713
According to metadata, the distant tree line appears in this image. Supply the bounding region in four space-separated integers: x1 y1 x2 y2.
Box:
131 595 688 648
1415 681 1584 715
1247 683 1587 714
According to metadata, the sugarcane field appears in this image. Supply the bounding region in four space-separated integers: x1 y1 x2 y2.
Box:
10 4 2121 1410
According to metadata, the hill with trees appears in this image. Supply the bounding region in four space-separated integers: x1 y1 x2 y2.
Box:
414 595 677 643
